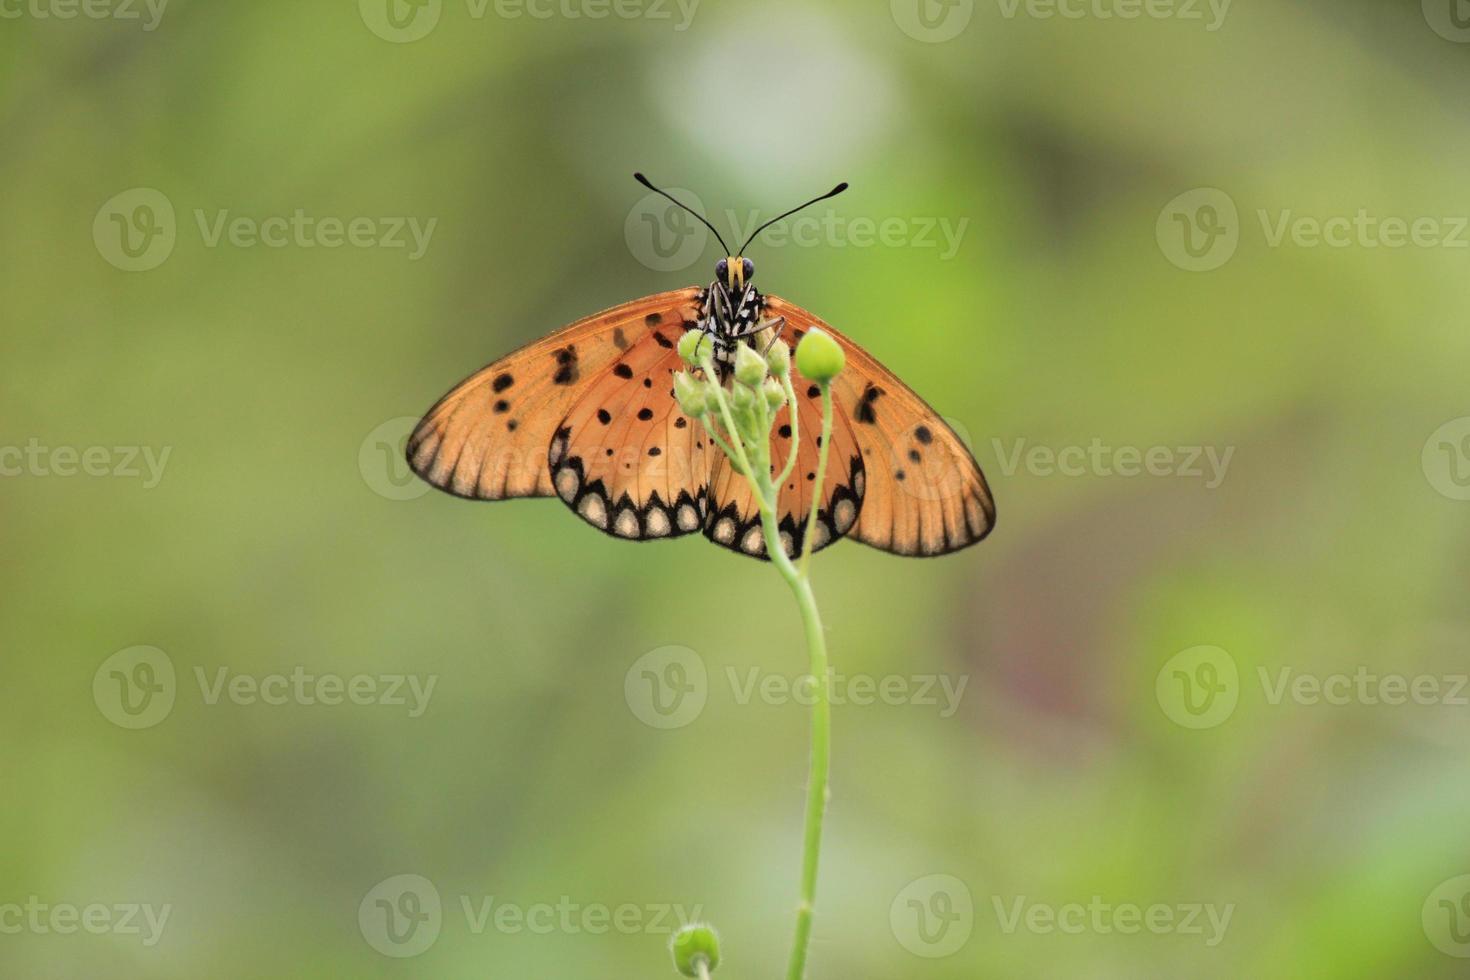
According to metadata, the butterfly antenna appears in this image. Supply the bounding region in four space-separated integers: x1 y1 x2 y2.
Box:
633 173 732 255
738 181 849 254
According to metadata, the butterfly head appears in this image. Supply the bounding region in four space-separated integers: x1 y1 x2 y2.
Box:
716 256 755 291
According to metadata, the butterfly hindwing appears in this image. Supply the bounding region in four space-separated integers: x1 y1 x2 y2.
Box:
550 319 711 540
407 288 703 500
703 378 866 560
766 296 996 557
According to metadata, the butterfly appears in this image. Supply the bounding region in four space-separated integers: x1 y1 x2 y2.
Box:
406 174 995 560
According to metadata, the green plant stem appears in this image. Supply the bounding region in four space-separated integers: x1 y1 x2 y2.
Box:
695 354 836 980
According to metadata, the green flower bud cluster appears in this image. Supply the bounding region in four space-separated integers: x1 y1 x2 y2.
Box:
672 326 844 556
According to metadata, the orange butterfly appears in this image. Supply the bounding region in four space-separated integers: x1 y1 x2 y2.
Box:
407 175 995 560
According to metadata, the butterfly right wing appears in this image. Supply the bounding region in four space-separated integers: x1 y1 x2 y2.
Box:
407 288 703 500
766 296 996 556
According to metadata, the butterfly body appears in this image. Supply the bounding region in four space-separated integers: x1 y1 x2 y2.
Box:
407 176 994 561
687 258 773 373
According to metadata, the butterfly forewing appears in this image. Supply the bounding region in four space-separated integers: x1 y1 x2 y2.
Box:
407 288 702 500
767 296 996 557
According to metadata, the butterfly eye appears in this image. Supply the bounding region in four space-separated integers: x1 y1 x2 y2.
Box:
715 258 729 283
741 258 754 282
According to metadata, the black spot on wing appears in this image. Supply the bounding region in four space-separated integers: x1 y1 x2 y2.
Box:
553 346 579 385
856 383 883 425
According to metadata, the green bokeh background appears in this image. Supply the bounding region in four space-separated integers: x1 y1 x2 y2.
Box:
4 1 1470 976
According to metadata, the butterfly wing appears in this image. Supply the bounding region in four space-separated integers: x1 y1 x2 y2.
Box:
704 384 866 560
407 288 703 500
766 295 996 557
548 323 712 540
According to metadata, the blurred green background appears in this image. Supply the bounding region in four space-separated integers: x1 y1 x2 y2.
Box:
5 0 1470 976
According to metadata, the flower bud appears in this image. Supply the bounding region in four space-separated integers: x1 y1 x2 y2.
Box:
733 342 767 388
677 329 706 365
731 380 756 414
762 377 785 410
670 923 721 977
795 328 845 384
673 371 707 418
766 338 791 378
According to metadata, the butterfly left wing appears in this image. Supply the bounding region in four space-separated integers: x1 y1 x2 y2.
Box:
766 295 996 557
549 324 712 540
407 288 702 500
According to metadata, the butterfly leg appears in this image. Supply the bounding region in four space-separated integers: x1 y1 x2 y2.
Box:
750 316 788 355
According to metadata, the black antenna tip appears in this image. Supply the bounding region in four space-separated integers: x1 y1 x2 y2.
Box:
833 182 849 194
634 172 652 186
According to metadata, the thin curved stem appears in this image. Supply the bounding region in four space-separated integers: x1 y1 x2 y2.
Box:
798 385 834 580
694 353 835 980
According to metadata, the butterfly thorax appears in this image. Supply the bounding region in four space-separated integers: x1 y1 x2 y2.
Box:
696 280 767 373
